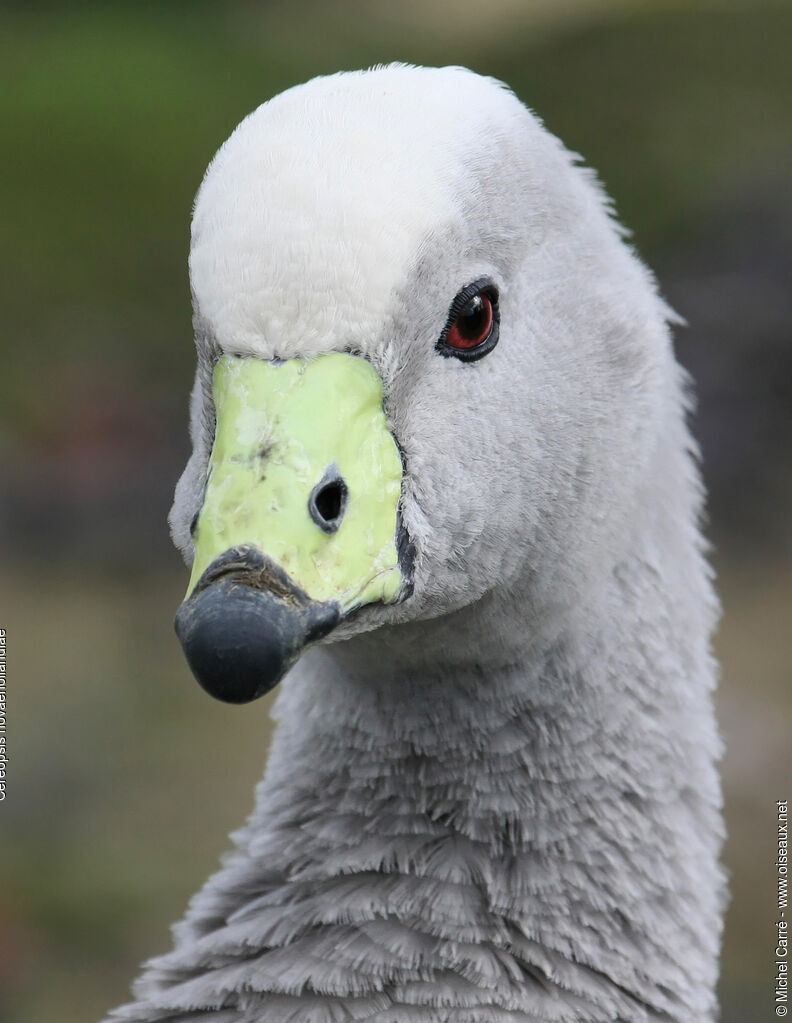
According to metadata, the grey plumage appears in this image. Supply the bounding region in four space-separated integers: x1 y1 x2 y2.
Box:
105 65 725 1022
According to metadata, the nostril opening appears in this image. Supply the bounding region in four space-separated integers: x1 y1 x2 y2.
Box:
309 474 348 534
315 482 343 522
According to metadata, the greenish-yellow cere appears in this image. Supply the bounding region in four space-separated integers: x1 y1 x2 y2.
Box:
188 353 404 612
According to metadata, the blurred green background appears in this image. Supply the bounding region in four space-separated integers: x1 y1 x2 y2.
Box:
1 1 790 1020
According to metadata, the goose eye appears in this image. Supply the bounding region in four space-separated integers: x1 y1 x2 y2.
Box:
437 280 500 362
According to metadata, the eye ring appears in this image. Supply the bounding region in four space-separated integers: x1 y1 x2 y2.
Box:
436 278 500 363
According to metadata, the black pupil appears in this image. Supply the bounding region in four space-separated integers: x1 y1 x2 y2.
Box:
457 295 488 340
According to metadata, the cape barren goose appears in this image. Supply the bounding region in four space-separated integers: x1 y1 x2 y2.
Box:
106 64 725 1023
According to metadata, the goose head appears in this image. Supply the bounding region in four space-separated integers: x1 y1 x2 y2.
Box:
170 64 673 703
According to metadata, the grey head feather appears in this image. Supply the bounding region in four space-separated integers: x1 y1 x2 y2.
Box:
106 64 724 1023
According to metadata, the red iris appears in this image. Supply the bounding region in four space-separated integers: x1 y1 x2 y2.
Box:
446 293 494 350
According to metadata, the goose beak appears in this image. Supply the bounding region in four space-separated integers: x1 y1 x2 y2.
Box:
174 352 412 704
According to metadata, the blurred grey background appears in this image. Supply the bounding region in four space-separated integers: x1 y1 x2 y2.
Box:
1 1 790 1020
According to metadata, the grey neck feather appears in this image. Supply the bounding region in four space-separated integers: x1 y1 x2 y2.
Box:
114 469 724 1023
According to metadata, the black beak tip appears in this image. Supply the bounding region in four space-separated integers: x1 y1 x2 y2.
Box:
174 579 340 704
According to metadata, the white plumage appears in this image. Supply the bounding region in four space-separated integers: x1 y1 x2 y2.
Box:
107 65 725 1022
